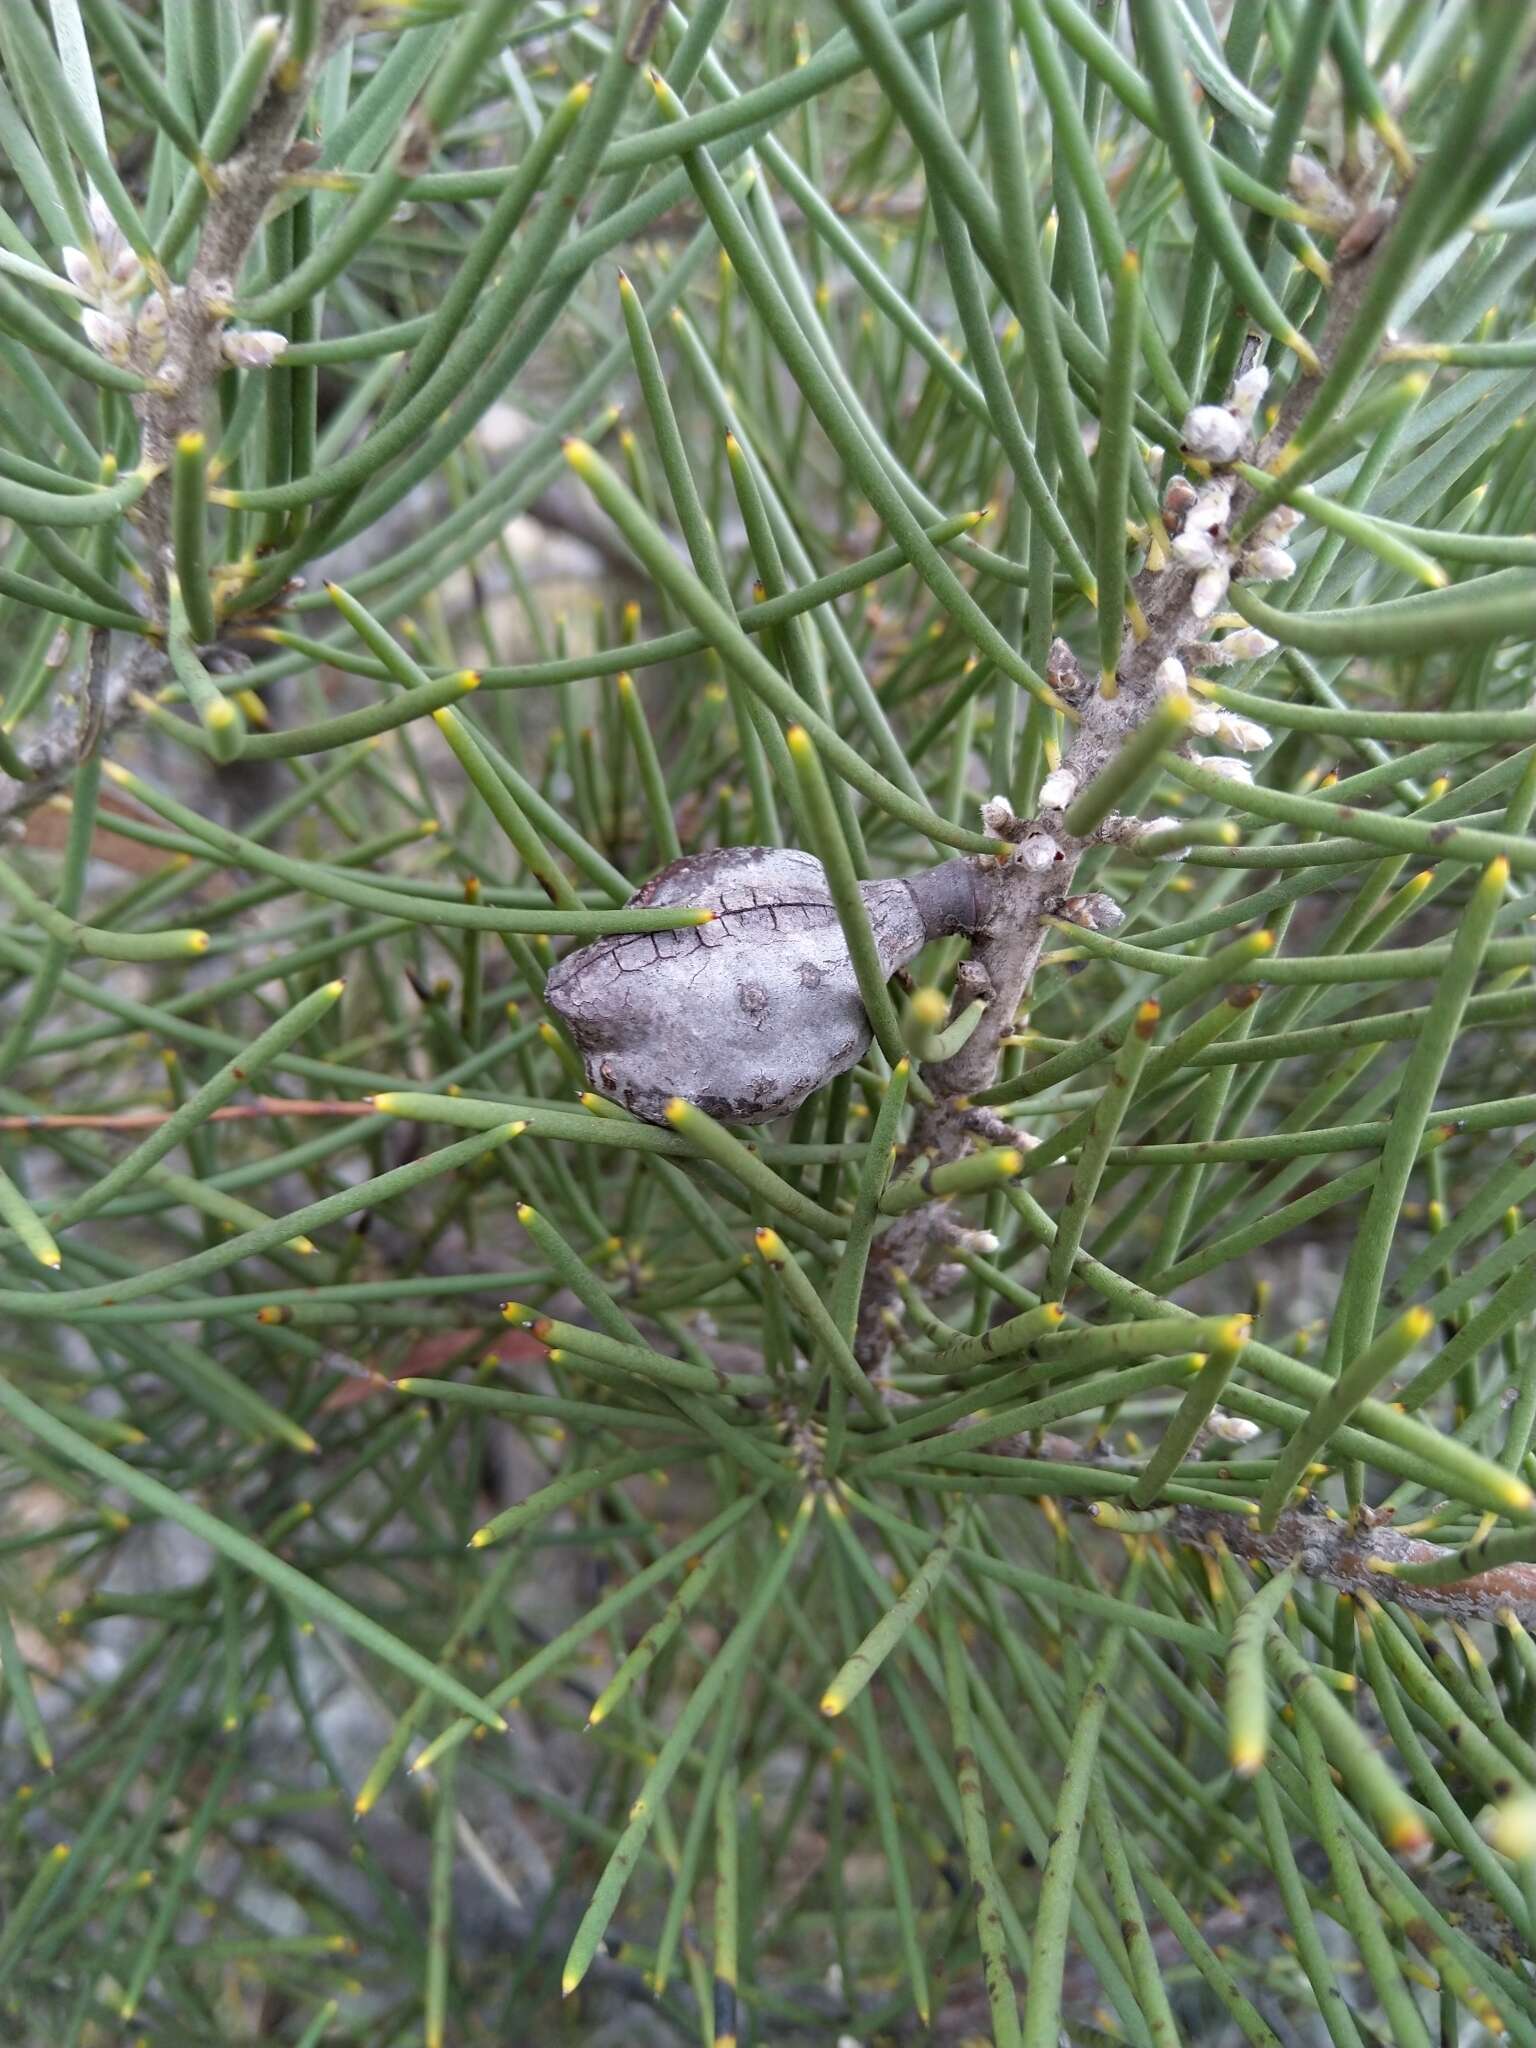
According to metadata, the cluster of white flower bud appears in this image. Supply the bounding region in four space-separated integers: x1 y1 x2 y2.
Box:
68 194 145 364
65 194 140 306
979 363 1295 877
70 190 287 376
1154 652 1272 766
1165 368 1302 641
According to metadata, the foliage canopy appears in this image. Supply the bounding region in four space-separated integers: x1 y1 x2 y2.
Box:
2 1 1536 2043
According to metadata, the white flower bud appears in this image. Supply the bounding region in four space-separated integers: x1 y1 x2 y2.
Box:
1038 767 1077 811
222 328 289 369
1181 403 1245 466
1188 701 1222 737
1230 365 1270 424
1241 544 1296 582
1200 756 1255 786
1170 529 1218 570
1155 656 1186 693
87 191 127 260
109 244 141 293
1215 713 1272 754
1288 154 1354 232
1135 816 1185 857
86 194 133 290
136 292 167 339
61 246 98 296
1019 832 1060 870
1188 478 1234 535
45 627 72 669
1191 561 1231 619
1215 627 1277 662
81 307 130 362
1161 475 1198 530
1056 890 1125 934
981 794 1021 840
1209 1411 1261 1444
1257 502 1302 541
952 1227 1001 1255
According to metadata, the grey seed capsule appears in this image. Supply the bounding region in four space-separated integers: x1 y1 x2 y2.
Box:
545 845 984 1124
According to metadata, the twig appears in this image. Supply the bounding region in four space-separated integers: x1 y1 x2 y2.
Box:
1173 1501 1536 1628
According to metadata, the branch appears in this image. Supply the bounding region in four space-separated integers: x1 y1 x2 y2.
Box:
1173 1501 1536 1629
132 2 358 591
0 6 356 833
0 637 166 831
855 176 1418 1372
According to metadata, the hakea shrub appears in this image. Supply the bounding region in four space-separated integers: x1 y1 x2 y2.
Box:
1 2 1536 2043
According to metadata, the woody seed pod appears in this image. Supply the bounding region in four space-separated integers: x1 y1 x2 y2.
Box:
545 845 984 1124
